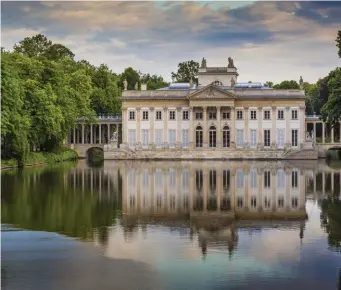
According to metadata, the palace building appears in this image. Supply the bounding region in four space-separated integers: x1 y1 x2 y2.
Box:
119 58 308 159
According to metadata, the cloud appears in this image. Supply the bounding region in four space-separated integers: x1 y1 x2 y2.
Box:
1 1 340 83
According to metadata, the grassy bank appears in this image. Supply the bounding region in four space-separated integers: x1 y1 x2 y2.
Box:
1 148 78 170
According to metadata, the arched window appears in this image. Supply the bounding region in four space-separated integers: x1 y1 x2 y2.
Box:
209 126 216 148
223 126 230 148
196 126 203 148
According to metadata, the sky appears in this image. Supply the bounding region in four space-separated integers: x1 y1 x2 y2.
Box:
1 1 341 83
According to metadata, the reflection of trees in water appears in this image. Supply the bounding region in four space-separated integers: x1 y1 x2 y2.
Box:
320 194 341 252
1 164 121 242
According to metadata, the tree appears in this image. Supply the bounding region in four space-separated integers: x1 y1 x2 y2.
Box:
336 30 341 58
273 80 300 89
140 73 168 90
13 34 52 58
43 43 75 61
171 60 199 83
120 67 140 90
265 81 273 88
321 68 341 126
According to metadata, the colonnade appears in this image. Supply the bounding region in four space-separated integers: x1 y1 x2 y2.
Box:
306 119 341 144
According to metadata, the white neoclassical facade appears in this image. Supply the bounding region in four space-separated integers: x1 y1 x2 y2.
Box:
119 58 308 159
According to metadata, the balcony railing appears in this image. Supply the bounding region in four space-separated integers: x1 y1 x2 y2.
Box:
76 114 122 122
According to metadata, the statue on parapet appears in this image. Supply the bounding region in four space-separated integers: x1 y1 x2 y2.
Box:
123 78 128 90
299 76 304 89
134 82 138 90
228 57 234 68
201 57 207 68
231 78 236 87
110 132 118 142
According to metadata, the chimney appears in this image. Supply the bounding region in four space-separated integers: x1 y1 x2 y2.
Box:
141 83 147 91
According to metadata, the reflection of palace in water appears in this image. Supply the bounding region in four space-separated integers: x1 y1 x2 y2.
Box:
121 161 307 220
65 160 341 258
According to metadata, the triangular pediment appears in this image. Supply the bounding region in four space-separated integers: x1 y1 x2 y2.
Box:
187 84 236 100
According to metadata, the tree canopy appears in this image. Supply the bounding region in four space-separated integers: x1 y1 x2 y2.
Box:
336 30 341 58
171 60 199 83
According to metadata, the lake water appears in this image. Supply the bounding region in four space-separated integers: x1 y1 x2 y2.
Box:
1 160 341 290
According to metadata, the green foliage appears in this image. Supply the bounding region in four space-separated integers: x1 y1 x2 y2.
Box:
321 68 341 126
140 73 169 90
273 80 300 89
120 67 140 90
265 81 273 88
336 30 341 58
171 60 199 83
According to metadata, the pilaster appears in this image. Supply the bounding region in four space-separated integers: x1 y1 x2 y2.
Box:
203 106 208 148
216 106 221 148
176 108 182 148
189 107 194 149
285 106 290 148
163 107 168 148
271 106 276 147
149 108 155 149
230 107 236 148
257 106 262 148
244 107 249 147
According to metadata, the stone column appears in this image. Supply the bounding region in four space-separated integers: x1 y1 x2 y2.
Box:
244 107 249 146
217 170 221 211
99 124 102 144
81 124 85 144
322 172 325 194
285 106 290 147
203 106 208 148
90 125 93 144
299 105 305 145
313 172 316 194
339 122 341 143
107 124 110 143
73 127 76 144
136 108 141 147
122 108 128 146
176 108 182 148
189 107 194 149
313 122 316 142
331 172 334 193
258 107 262 148
331 126 335 144
149 108 155 148
230 107 236 147
271 106 276 147
163 107 168 148
217 106 221 148
322 123 325 143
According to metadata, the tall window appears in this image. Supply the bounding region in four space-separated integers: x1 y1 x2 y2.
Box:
292 197 298 208
250 110 257 120
129 111 135 120
155 169 163 187
264 129 271 147
278 196 284 208
251 196 257 208
222 112 230 120
291 129 298 147
183 110 189 120
264 196 271 208
142 129 149 147
196 170 203 192
292 109 298 120
182 169 189 189
250 129 257 147
236 129 244 147
169 111 176 120
142 111 149 120
169 169 176 187
237 110 243 120
155 129 163 147
292 170 298 188
209 170 216 190
237 197 244 208
223 126 230 147
264 110 271 120
156 110 162 120
250 168 257 188
277 129 285 148
196 126 203 147
143 170 149 187
182 129 189 148
223 169 230 190
209 111 216 120
264 171 271 188
278 110 284 120
196 112 203 120
209 126 216 148
128 129 136 146
169 130 176 147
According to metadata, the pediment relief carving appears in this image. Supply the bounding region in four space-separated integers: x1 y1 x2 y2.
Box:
188 84 236 100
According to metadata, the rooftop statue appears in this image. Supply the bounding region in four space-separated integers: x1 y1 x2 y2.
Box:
134 82 138 90
110 132 118 142
228 57 234 68
123 79 128 90
299 76 304 89
201 57 207 68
